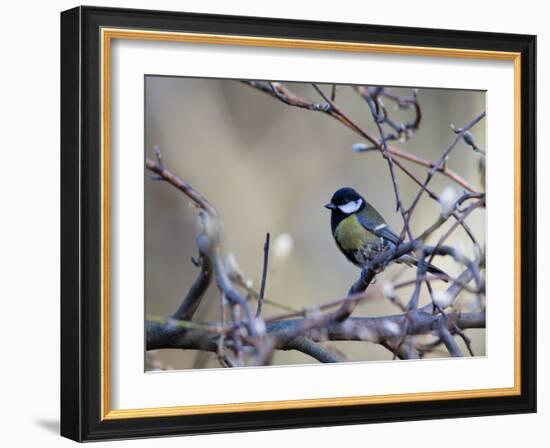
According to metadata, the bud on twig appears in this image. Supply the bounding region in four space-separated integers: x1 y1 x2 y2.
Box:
439 186 459 217
433 290 454 309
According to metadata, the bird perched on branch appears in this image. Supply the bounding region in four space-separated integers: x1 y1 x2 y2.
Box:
325 187 448 279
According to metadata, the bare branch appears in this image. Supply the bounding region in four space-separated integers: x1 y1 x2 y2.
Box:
403 112 486 231
244 80 478 192
145 84 486 366
146 152 261 339
171 255 212 321
282 337 344 363
146 310 484 355
146 157 217 216
359 86 413 239
256 232 270 318
437 319 463 357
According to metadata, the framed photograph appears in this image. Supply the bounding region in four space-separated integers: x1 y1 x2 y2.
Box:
60 6 536 441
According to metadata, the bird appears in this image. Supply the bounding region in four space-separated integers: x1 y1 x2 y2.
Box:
325 187 448 279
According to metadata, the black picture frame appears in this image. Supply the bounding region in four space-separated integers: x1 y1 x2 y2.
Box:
61 5 536 442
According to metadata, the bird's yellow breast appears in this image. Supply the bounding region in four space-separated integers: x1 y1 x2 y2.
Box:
334 214 378 250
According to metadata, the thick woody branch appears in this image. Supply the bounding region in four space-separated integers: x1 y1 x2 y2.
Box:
282 337 344 363
146 310 485 355
437 320 463 357
171 255 212 321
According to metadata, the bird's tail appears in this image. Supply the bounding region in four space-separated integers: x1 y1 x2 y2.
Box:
399 255 449 282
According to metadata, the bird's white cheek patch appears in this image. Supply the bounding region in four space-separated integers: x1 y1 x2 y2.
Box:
338 199 363 214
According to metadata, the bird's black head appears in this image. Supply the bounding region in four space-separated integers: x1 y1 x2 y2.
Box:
324 187 366 216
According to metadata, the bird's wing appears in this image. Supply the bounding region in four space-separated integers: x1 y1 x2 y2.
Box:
356 215 401 246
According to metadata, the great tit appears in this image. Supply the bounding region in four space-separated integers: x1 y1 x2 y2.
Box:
325 187 447 278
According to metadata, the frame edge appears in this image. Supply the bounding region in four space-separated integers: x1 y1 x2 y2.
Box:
60 5 84 442
519 33 537 414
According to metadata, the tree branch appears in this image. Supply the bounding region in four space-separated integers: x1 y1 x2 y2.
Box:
244 81 479 192
256 232 270 318
145 84 486 365
171 255 212 321
146 310 484 355
146 153 261 339
146 157 217 216
282 337 344 363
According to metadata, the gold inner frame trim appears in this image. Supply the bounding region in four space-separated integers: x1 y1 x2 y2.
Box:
100 27 522 420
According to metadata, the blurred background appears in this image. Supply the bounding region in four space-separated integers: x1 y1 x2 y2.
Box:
144 77 486 370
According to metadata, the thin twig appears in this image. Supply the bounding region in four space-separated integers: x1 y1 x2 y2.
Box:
403 112 486 232
256 233 270 318
245 80 478 191
145 157 217 216
361 87 413 240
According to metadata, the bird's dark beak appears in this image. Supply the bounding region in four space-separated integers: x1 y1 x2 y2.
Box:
325 203 337 210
